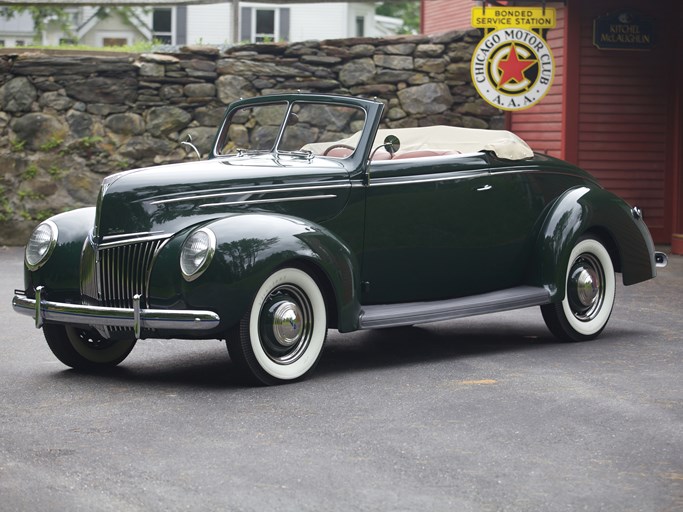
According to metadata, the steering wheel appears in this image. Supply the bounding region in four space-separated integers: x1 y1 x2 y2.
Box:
323 144 355 156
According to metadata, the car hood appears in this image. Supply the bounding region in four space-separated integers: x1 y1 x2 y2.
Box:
95 154 351 240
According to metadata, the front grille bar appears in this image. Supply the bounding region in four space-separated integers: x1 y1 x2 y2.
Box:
98 237 167 309
81 233 172 337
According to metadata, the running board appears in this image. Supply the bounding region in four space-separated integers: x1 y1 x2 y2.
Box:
359 286 551 330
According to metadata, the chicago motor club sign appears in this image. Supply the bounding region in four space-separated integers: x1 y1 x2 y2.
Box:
470 7 556 111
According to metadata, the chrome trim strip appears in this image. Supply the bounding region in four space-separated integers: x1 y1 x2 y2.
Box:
150 183 351 205
198 194 337 208
102 231 165 242
98 233 171 249
369 170 488 188
13 292 220 338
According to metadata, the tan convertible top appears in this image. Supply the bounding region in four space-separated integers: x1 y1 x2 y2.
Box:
304 125 534 161
372 126 534 160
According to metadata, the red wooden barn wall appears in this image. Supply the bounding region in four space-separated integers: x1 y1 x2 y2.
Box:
570 0 674 242
421 0 471 35
507 7 566 159
421 0 680 244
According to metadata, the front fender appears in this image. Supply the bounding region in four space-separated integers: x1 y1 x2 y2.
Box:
148 213 360 333
530 186 656 301
24 208 95 301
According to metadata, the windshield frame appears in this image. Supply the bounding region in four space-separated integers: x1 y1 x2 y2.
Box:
210 94 385 174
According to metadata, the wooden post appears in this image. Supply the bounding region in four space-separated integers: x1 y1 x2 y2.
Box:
232 0 240 43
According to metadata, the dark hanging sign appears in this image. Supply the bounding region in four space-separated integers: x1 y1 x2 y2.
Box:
594 11 655 50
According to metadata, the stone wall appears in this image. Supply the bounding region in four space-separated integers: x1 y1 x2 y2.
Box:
0 29 501 245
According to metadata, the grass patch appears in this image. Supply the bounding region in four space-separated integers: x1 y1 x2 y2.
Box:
39 137 64 152
12 40 162 54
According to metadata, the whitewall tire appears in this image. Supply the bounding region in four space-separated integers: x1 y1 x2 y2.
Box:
227 267 328 385
541 237 616 342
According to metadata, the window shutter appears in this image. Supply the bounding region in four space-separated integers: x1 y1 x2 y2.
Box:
240 7 252 42
176 6 187 45
279 7 290 42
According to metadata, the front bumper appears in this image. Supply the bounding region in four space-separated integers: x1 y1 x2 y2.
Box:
12 287 221 339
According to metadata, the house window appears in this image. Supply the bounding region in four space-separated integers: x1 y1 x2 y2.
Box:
356 16 365 37
241 7 289 43
152 8 173 44
16 40 25 47
103 38 128 47
66 9 80 26
254 9 276 42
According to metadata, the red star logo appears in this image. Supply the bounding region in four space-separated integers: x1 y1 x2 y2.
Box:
497 43 536 87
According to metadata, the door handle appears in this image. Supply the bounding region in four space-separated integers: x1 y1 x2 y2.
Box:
476 184 492 192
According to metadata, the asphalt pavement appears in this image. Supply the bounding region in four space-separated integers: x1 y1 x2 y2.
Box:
0 245 681 512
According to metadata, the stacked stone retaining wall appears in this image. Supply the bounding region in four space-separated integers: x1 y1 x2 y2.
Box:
0 29 500 245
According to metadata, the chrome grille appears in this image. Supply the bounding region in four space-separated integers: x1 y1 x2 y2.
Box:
81 235 167 309
98 238 166 308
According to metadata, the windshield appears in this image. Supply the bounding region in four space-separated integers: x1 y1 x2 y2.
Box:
215 101 367 158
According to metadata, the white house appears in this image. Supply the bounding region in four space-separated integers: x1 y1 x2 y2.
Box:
0 2 402 48
0 9 35 47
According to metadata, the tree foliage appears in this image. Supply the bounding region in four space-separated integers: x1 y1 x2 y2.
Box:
376 1 420 34
0 6 146 44
0 6 74 43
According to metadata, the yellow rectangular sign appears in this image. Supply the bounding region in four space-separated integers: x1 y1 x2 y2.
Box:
471 6 556 30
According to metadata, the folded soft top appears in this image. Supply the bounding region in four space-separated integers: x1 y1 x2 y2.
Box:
304 125 534 161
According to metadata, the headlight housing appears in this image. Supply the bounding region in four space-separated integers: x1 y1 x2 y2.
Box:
180 227 216 281
25 220 58 270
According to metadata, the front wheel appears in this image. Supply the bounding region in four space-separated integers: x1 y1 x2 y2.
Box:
541 237 616 342
43 324 136 370
227 268 328 385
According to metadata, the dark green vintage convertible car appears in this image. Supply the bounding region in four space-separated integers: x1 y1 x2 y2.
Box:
13 93 667 384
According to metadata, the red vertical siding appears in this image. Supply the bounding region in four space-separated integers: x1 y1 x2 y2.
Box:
671 4 683 247
422 0 472 34
421 1 567 157
575 0 672 242
421 0 679 243
508 7 566 158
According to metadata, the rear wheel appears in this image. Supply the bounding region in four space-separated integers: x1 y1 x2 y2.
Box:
541 236 616 342
227 267 328 385
43 324 136 370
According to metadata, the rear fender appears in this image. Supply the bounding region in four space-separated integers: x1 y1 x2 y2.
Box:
530 186 656 301
149 213 360 333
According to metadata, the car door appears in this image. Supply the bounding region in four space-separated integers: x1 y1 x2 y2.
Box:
360 155 543 305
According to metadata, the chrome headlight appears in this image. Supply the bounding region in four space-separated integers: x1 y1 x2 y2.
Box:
180 228 216 281
25 220 58 270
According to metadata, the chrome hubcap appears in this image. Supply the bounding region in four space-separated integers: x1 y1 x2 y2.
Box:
259 284 313 365
568 253 605 322
272 301 303 347
572 267 599 307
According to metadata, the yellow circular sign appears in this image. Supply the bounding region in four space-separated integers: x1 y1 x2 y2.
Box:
471 29 554 111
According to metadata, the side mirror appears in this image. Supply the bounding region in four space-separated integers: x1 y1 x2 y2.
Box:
369 134 401 162
383 135 400 156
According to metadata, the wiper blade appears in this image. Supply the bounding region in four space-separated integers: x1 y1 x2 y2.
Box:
226 149 268 157
277 150 314 161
